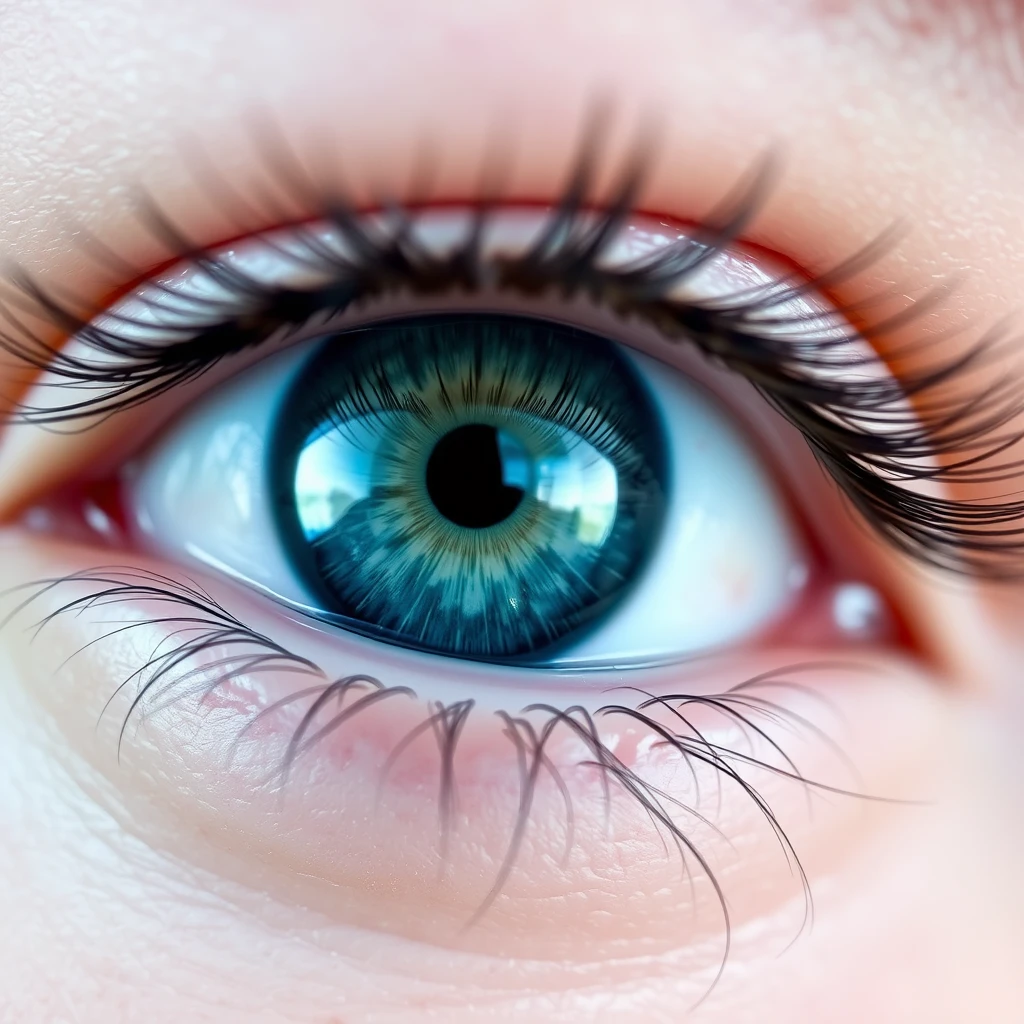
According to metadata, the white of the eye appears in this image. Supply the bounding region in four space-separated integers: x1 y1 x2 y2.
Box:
130 345 314 601
130 338 808 666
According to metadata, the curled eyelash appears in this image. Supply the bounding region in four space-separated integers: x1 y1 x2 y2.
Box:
4 567 903 1001
2 131 1023 577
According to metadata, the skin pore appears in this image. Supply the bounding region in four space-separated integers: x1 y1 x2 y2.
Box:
1 0 1023 1021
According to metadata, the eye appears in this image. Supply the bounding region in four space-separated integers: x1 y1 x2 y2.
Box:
5 150 1009 983
130 308 805 665
8 186 950 680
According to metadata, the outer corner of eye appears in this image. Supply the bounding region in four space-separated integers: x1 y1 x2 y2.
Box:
125 303 833 670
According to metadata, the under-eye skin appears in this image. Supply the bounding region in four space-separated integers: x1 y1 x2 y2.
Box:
0 139 1017 991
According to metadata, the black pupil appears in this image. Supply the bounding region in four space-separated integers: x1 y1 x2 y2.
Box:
426 424 525 528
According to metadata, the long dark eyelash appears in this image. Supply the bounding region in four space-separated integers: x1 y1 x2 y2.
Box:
4 566 326 754
8 567 896 1000
3 134 1022 577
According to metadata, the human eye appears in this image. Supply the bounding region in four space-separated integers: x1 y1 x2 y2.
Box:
0 126 1015 1008
124 225 812 665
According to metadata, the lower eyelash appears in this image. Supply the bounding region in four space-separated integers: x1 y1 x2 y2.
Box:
6 565 901 997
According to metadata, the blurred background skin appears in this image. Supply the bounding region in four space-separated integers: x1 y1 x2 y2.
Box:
0 1 1023 1021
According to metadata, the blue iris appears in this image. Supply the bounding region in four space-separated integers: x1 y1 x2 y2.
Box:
268 314 667 660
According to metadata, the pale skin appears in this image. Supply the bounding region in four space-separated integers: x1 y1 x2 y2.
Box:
1 1 1023 1021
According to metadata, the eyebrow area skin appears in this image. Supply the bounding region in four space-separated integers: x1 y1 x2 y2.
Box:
0 2 1023 1023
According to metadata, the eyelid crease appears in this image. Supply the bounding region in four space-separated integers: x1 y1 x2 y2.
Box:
1 139 1023 580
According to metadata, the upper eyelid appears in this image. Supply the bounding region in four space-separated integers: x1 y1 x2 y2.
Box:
0 137 896 402
1 217 868 441
2 144 1023 580
0 146 869 424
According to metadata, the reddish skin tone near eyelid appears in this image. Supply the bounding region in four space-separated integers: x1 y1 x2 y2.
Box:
77 204 800 312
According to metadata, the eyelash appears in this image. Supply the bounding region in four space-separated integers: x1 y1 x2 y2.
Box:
3 144 1023 578
11 563 859 984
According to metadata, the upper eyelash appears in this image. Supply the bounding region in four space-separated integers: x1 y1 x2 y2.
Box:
2 140 1023 578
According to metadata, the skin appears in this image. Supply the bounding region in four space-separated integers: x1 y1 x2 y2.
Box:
1 0 1023 1021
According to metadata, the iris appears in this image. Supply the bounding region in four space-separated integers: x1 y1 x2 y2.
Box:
269 315 667 659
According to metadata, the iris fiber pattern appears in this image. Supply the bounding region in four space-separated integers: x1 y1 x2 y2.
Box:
269 315 667 659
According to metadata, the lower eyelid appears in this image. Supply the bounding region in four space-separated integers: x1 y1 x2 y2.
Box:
0 534 945 968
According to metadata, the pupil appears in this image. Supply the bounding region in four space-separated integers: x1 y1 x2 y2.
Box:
426 424 525 528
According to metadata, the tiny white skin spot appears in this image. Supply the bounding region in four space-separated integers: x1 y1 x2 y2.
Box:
832 582 888 639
